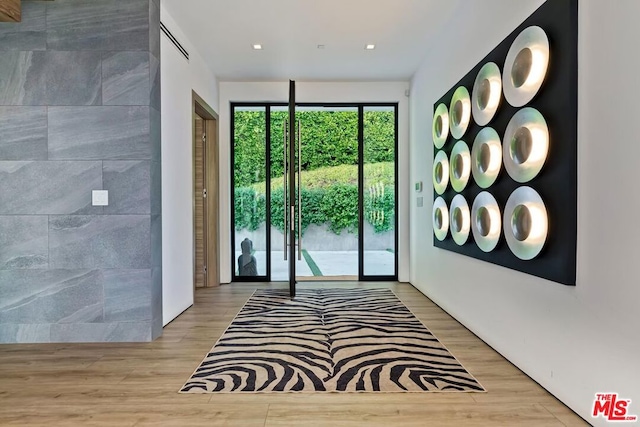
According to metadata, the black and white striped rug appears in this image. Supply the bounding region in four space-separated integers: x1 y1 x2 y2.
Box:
180 288 484 393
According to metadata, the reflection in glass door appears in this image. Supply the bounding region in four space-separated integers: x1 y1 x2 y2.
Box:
231 101 397 283
362 106 397 277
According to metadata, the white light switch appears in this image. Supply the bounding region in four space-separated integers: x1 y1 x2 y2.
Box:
92 190 109 206
416 197 424 208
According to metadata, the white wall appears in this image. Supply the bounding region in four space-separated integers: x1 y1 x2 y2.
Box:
160 7 219 325
409 1 640 425
219 81 410 284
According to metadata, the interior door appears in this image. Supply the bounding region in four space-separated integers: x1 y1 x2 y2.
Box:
194 114 207 288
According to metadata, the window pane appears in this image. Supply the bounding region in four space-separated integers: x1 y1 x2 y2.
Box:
233 106 267 278
363 106 396 277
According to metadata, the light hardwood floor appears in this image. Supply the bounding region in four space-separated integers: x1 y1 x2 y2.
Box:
0 282 588 426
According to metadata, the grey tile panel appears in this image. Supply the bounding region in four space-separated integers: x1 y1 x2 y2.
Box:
0 161 102 215
0 269 103 324
150 161 161 215
48 106 151 160
0 216 48 269
149 54 160 110
50 321 152 342
102 51 150 106
0 324 50 343
104 269 151 322
149 0 160 60
0 2 47 51
102 0 150 52
0 32 47 51
150 106 161 163
47 0 149 51
0 51 47 105
150 1 160 12
0 51 101 105
0 107 47 160
151 266 162 331
49 215 151 269
44 51 102 106
151 214 162 268
103 161 150 214
151 316 162 340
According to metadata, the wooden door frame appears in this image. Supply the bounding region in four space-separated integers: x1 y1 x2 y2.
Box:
192 91 219 288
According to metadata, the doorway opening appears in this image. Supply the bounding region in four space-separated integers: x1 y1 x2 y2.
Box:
193 92 219 288
231 99 398 284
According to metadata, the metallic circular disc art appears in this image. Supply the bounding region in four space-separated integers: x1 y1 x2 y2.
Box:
450 140 471 192
471 191 501 252
433 150 450 195
503 26 550 107
433 103 449 149
472 62 502 125
450 194 471 246
503 107 549 183
504 186 548 260
471 127 502 189
449 86 471 139
433 197 449 241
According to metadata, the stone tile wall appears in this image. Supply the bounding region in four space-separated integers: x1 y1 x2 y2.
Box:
0 0 162 343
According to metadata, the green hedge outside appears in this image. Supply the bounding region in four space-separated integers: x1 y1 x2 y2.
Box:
234 184 394 235
233 108 396 235
234 110 395 187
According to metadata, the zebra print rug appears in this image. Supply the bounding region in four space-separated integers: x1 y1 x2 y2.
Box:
180 288 484 393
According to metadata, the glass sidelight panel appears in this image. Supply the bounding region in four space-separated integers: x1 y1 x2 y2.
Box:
362 106 397 277
232 106 268 279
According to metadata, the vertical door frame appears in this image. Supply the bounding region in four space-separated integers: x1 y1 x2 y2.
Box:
229 101 399 283
192 91 220 288
229 103 274 282
359 103 399 281
288 81 297 297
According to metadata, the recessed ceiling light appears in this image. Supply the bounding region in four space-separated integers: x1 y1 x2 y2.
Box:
252 44 263 50
365 44 376 50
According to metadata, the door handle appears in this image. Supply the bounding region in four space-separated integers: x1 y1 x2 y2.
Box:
297 120 302 261
283 119 288 260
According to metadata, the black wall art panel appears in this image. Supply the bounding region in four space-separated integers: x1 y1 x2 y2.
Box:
432 0 578 285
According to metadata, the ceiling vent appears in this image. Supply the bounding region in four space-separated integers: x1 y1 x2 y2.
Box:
161 21 189 61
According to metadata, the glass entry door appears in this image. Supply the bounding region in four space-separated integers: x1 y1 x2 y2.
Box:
270 103 360 283
231 87 397 290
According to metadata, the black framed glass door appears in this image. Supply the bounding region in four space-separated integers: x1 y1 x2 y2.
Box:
231 90 398 289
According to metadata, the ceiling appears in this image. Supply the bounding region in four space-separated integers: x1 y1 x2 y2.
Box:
161 0 463 82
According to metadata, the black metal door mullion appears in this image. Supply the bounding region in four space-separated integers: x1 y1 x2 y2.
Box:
394 104 399 281
230 105 237 281
358 106 364 280
265 106 272 281
288 81 296 297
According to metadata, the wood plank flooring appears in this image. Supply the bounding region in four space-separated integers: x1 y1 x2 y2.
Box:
0 282 588 426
